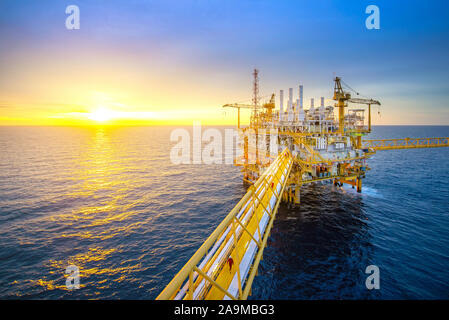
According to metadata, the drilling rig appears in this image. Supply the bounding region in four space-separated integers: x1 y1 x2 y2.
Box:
223 71 380 203
223 70 447 204
158 70 449 301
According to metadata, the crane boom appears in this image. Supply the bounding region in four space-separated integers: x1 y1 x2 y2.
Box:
223 93 275 129
222 104 258 129
222 103 257 109
347 98 380 105
333 77 380 133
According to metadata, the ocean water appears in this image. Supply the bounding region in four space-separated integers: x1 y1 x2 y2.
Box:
0 125 448 299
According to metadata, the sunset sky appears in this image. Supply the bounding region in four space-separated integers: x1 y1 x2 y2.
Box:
1 0 449 125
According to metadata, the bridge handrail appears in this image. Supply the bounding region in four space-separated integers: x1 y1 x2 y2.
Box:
362 137 449 150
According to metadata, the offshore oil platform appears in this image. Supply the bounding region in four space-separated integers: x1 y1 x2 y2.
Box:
158 70 449 300
225 69 381 203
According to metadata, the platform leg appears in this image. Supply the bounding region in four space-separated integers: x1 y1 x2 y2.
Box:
294 186 300 204
356 178 362 193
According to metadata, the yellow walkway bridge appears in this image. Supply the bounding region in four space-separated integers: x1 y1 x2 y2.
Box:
362 137 449 151
157 149 293 300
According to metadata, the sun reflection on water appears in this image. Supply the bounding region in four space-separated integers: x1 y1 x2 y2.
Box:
28 127 152 295
0 126 245 299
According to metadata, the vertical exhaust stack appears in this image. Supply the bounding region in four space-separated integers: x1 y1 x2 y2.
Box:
320 97 325 117
319 97 326 123
310 98 315 115
295 84 301 123
288 88 293 122
298 84 305 122
279 90 284 121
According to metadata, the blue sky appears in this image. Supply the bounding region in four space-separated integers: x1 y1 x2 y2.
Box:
1 0 448 124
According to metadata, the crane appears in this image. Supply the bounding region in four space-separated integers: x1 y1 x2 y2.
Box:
333 77 380 134
223 94 275 129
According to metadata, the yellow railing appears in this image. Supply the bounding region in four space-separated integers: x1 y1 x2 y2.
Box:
292 136 332 165
362 137 449 150
156 149 293 300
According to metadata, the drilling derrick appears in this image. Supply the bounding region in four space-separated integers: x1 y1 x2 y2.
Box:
223 69 275 184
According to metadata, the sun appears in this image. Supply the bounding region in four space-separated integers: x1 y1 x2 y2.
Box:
88 107 114 122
